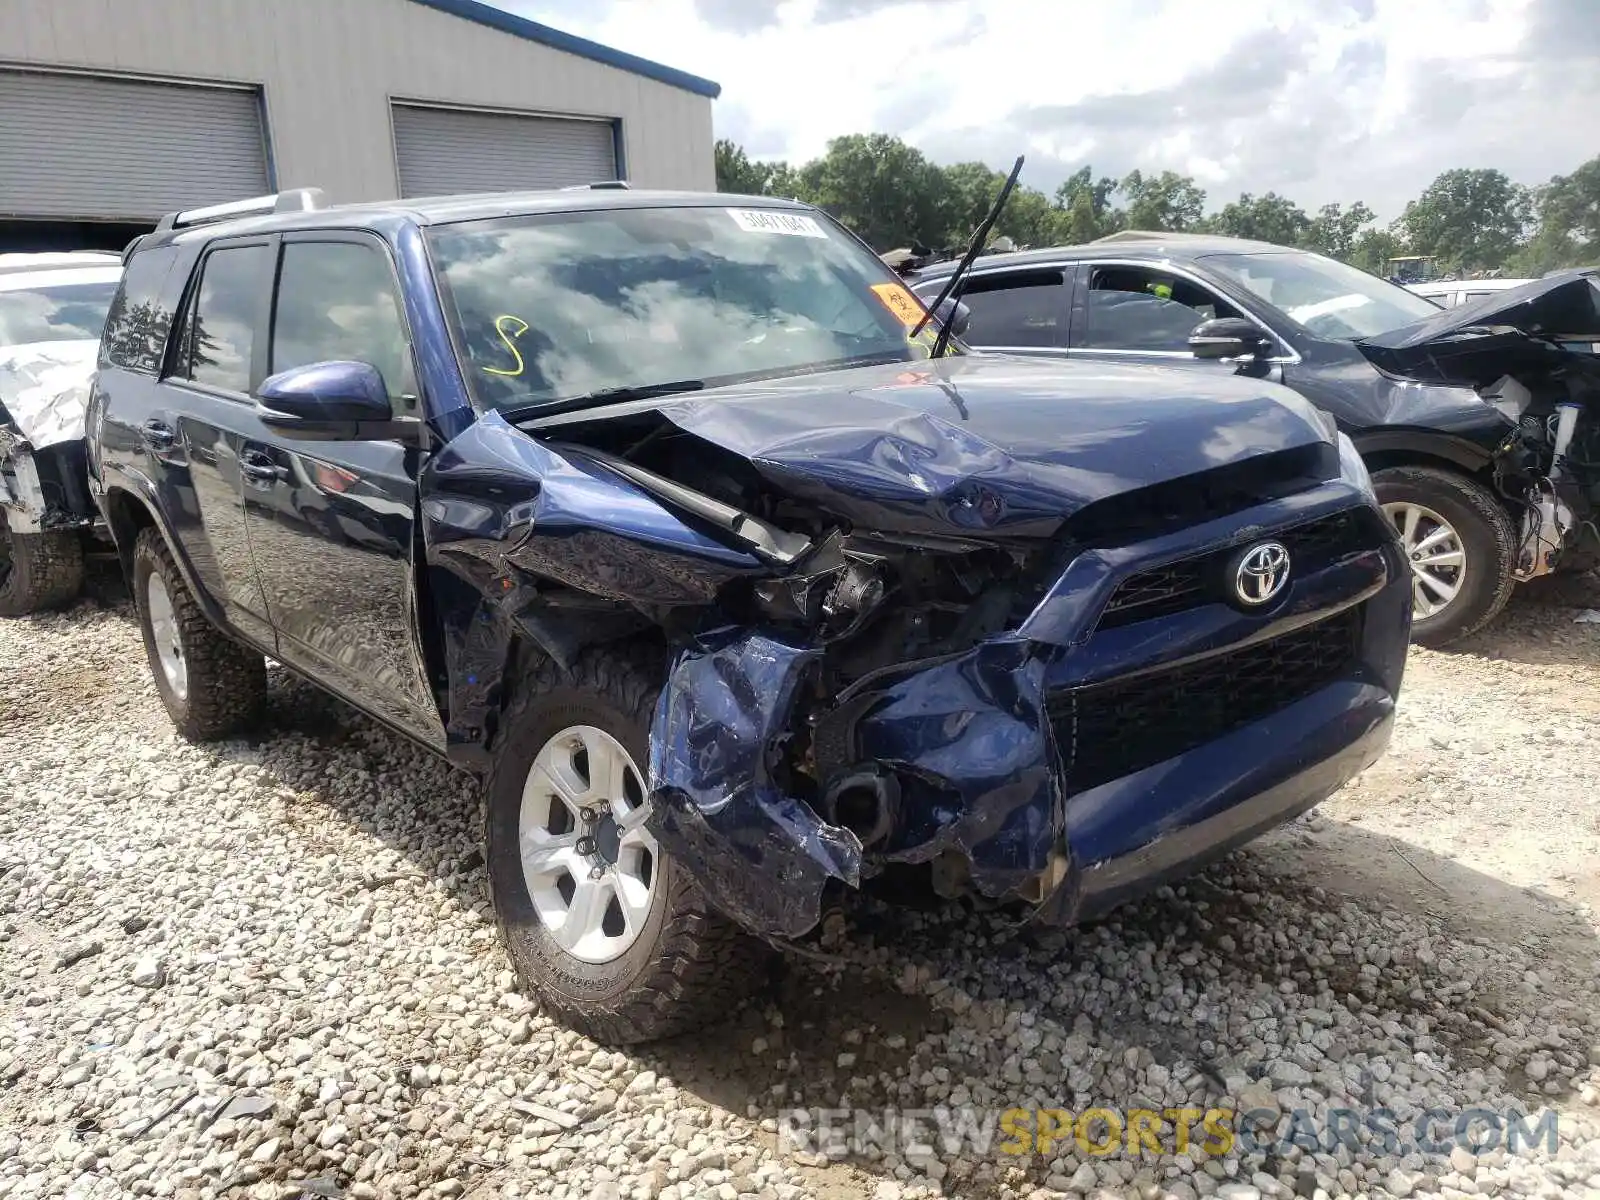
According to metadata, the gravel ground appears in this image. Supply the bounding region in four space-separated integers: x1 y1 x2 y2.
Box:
4 583 1600 1200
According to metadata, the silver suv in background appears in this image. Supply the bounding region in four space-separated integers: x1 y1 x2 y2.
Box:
0 252 122 615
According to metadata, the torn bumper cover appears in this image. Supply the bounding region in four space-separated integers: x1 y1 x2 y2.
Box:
649 629 1060 938
647 631 862 939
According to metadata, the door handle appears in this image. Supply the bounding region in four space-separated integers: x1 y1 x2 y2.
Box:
141 419 176 451
239 451 284 483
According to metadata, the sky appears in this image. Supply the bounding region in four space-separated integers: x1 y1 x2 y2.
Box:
497 0 1599 221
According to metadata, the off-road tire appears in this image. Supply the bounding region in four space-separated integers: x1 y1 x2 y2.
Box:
1372 465 1517 648
0 527 85 616
132 527 267 740
483 646 771 1044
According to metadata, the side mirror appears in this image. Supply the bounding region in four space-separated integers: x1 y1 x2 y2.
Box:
1188 317 1272 361
258 360 417 442
935 297 972 339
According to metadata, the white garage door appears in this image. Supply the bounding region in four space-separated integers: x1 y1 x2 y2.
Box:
0 70 270 222
392 103 618 198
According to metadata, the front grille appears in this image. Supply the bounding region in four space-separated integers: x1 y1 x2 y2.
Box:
1047 608 1361 794
1097 510 1369 630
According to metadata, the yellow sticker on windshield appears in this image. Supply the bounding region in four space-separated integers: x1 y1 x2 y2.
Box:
871 282 933 329
484 314 530 377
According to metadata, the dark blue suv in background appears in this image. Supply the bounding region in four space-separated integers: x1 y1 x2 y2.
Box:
87 187 1409 1043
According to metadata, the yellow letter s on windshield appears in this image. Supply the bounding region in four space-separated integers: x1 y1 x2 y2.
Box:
483 315 530 377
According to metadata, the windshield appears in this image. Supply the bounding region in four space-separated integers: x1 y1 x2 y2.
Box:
0 280 119 348
426 205 939 411
1201 251 1440 341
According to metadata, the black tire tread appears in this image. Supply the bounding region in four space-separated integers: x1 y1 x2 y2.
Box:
1372 464 1517 647
484 645 771 1044
133 527 267 740
0 528 85 616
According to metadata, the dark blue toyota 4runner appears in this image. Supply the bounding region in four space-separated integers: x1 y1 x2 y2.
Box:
87 187 1410 1043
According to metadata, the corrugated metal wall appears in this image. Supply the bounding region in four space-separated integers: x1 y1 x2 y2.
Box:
0 0 715 206
391 104 616 197
0 69 269 219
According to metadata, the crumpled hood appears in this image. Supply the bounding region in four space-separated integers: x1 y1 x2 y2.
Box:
1357 270 1600 381
0 339 97 449
543 355 1334 540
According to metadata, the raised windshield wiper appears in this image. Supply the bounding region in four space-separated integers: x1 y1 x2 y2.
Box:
500 380 706 422
911 155 1025 358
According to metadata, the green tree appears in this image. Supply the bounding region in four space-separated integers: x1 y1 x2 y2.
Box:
1119 170 1207 232
798 134 952 250
1396 168 1531 272
714 139 788 196
1512 156 1600 275
941 161 1006 244
1206 191 1311 246
1054 166 1122 241
1301 202 1377 261
1348 228 1404 276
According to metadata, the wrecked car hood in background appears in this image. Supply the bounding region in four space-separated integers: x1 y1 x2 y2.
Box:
1358 270 1600 381
0 340 98 449
533 355 1334 540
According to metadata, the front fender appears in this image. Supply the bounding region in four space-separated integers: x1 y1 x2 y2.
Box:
1350 427 1499 473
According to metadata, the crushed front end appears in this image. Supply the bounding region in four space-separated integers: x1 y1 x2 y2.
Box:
644 435 1409 939
1360 269 1600 580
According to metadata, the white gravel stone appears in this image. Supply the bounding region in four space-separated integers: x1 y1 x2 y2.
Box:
4 566 1600 1200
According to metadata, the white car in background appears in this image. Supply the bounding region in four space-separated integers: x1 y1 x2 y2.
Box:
0 251 122 615
1408 277 1534 308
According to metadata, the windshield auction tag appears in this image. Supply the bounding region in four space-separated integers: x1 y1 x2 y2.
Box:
870 282 934 329
725 208 828 238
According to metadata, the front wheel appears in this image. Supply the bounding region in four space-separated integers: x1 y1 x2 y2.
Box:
483 648 770 1044
1373 466 1516 648
0 526 84 616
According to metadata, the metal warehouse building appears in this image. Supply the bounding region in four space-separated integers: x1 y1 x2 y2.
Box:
0 0 719 250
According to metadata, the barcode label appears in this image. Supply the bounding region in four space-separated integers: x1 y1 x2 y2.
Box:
726 208 828 238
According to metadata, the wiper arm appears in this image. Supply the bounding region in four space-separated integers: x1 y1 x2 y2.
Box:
912 154 1026 358
500 380 706 422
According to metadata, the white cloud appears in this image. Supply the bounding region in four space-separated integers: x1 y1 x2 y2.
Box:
498 0 1600 220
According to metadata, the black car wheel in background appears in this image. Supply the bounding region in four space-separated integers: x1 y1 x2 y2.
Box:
1371 466 1516 646
0 526 84 616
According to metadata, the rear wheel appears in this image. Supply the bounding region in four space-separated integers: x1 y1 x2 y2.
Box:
0 526 85 616
1373 465 1516 647
483 648 770 1044
132 527 266 739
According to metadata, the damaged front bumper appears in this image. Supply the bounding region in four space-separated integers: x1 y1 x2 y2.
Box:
647 481 1410 940
1 428 100 535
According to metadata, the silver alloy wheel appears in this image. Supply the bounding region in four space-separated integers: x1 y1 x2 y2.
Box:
1382 500 1467 620
518 725 659 965
144 571 188 701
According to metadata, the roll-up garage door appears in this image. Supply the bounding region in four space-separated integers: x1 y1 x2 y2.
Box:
0 70 270 221
392 103 618 197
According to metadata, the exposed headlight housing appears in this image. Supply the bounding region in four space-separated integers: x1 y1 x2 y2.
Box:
1337 431 1375 501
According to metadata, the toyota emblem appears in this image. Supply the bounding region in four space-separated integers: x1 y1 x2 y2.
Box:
1234 541 1291 606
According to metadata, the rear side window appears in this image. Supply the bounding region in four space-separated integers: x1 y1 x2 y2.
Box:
958 271 1068 347
271 241 417 412
176 244 268 393
101 247 180 373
